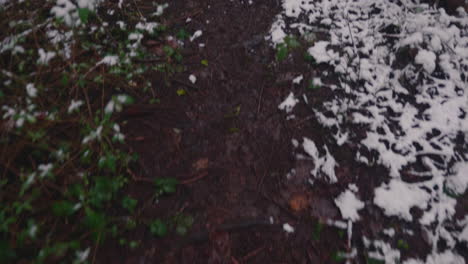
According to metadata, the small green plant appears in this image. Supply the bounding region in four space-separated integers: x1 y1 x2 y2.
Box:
176 28 189 40
397 239 409 250
304 52 316 64
154 177 179 196
366 257 385 264
276 35 301 62
78 8 92 24
312 222 324 241
0 0 189 262
122 196 138 213
149 219 168 237
173 214 194 236
331 251 346 262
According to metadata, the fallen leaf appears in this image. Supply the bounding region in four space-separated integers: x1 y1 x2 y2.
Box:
193 158 209 171
289 193 309 212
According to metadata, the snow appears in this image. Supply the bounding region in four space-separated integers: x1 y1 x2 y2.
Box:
51 0 99 26
68 100 83 113
415 49 437 74
272 0 468 259
97 55 119 66
404 251 466 264
135 22 159 33
26 83 37 98
374 180 431 221
445 162 468 195
334 189 364 221
459 216 468 242
307 41 338 64
278 92 298 113
190 30 203 42
189 74 197 84
38 163 53 178
302 138 337 183
383 228 395 237
153 3 168 16
282 223 295 233
292 75 303 84
269 16 286 45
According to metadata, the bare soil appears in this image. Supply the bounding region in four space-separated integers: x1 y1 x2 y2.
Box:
97 0 468 263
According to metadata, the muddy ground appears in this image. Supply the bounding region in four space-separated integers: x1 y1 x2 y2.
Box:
96 0 467 263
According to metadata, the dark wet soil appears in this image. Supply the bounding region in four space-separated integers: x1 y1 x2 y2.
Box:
97 0 468 263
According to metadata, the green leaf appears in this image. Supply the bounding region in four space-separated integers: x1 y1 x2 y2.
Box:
276 44 288 62
129 241 139 249
397 239 409 250
163 46 175 57
201 59 209 66
331 251 346 262
98 154 117 172
312 222 323 241
84 208 106 230
78 8 90 24
228 127 240 133
89 176 119 207
174 53 183 63
176 28 189 40
176 89 186 96
149 219 167 237
122 196 138 213
61 74 69 86
52 200 75 217
154 177 178 195
304 52 316 64
0 240 16 262
367 257 385 264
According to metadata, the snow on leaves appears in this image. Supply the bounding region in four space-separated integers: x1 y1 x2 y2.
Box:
274 0 468 262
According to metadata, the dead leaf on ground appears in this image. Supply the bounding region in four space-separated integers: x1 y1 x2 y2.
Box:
193 158 209 171
289 193 309 212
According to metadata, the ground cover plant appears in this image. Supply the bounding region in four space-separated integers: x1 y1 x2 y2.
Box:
0 0 191 262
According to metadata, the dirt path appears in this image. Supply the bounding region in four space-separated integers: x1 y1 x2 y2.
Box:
96 0 347 263
97 0 468 263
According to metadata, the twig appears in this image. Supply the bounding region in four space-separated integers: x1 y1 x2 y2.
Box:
242 246 265 261
180 171 209 184
257 81 265 116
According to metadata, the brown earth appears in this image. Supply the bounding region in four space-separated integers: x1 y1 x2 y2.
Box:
97 0 468 263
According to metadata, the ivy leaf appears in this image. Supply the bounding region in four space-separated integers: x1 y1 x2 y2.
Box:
276 44 288 62
78 8 90 24
163 46 174 57
122 196 138 213
176 28 189 40
84 208 106 230
52 200 75 217
154 177 178 195
149 219 167 237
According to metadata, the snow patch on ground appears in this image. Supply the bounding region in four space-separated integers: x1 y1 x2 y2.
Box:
302 137 337 183
278 92 298 113
335 188 364 221
374 179 431 221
